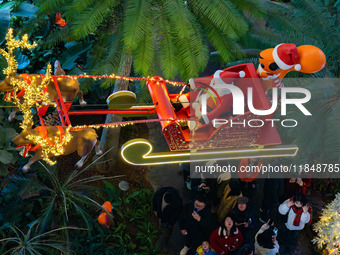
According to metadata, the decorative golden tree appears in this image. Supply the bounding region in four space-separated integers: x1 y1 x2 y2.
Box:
313 193 340 255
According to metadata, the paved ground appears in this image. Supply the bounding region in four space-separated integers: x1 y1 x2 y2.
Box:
147 123 321 255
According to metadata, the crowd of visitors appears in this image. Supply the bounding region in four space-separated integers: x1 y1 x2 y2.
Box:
153 159 312 255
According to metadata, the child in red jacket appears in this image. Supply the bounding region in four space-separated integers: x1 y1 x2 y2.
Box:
210 217 244 255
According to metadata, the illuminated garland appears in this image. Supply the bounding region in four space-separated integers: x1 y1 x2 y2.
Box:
71 118 190 130
13 67 54 130
55 75 188 87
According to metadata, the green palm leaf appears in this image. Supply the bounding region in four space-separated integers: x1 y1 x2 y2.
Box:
123 0 152 50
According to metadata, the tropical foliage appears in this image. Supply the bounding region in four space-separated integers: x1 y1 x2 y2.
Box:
0 159 158 253
35 0 263 83
0 109 18 176
0 223 83 255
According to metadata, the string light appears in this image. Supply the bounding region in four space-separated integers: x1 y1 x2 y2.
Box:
71 118 189 131
10 67 55 130
55 74 188 87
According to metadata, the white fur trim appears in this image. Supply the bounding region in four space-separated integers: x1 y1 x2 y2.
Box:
273 44 294 70
214 70 224 79
202 114 209 124
189 78 196 89
188 121 197 131
210 70 232 96
192 102 199 110
210 70 224 87
178 95 190 109
239 71 246 78
295 64 301 71
195 107 202 118
218 227 239 237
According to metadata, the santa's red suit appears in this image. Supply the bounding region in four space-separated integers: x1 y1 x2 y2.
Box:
178 70 245 130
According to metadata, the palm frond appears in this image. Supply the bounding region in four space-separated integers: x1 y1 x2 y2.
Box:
155 10 178 79
230 0 264 18
38 0 71 13
37 195 56 231
199 14 243 63
122 0 152 50
133 28 155 77
69 0 114 40
46 28 71 48
69 0 95 12
189 0 249 39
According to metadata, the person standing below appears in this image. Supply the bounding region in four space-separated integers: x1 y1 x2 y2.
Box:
216 180 242 223
238 158 262 197
229 197 255 255
278 193 312 253
209 216 244 255
190 172 218 210
254 220 279 255
153 186 182 252
259 170 284 223
280 165 311 202
179 194 213 255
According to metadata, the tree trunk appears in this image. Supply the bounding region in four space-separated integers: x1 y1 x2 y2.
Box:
97 48 132 172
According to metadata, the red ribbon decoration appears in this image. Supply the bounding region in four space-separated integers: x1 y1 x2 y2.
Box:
16 144 41 157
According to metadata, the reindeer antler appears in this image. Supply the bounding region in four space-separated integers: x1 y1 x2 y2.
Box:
0 28 37 76
0 29 53 129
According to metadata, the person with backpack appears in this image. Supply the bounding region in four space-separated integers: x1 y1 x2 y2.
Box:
278 193 312 253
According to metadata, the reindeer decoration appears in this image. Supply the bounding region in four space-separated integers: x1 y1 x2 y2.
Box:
0 29 101 172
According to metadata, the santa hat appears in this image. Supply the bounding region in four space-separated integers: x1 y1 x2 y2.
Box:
273 43 301 71
188 70 245 90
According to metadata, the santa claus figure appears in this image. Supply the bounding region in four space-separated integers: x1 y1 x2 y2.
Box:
174 70 245 130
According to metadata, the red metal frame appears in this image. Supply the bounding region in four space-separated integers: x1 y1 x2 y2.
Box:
36 76 158 127
67 109 156 116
